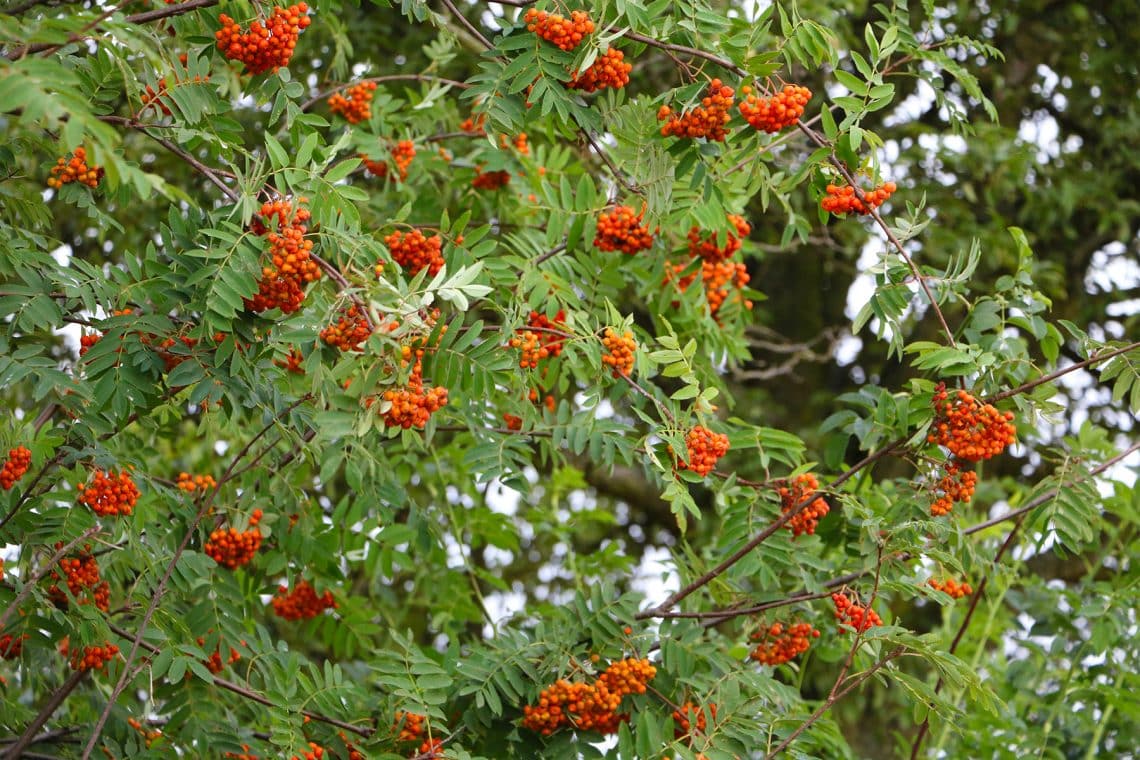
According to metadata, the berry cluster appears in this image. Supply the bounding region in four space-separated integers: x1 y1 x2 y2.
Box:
245 198 321 314
417 738 443 758
601 328 636 377
127 717 163 749
77 309 133 358
738 84 811 133
500 132 530 156
328 81 377 124
503 413 523 430
1 633 28 659
204 509 264 569
672 702 717 739
778 473 830 537
595 205 655 254
521 658 656 736
687 214 751 263
460 112 486 134
510 310 566 368
529 388 556 413
385 229 444 277
155 335 197 373
391 139 416 181
393 711 427 743
927 577 973 599
320 305 373 352
47 147 103 189
176 471 217 493
928 384 1017 461
701 259 752 316
523 8 594 51
66 640 119 672
821 181 897 215
929 461 977 517
290 741 325 760
569 48 632 92
1 446 31 490
224 745 260 760
831 592 882 633
48 544 110 611
215 4 311 75
658 79 735 141
271 580 337 620
275 347 306 374
675 425 730 477
472 167 511 190
381 356 448 430
198 634 242 673
748 621 820 666
77 469 140 517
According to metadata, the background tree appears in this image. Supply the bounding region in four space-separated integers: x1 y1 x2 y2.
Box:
0 0 1137 758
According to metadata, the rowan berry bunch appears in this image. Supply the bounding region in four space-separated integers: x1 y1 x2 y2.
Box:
77 469 140 517
416 738 444 758
821 180 897 215
176 471 217 493
672 702 717 739
569 48 632 92
657 79 735 141
224 744 260 760
77 309 133 358
503 413 523 430
701 259 752 316
529 388 557 413
500 132 530 156
675 425 730 477
328 80 377 123
155 335 197 372
748 621 820 666
385 229 444 277
928 577 973 599
360 154 389 179
271 580 337 620
521 658 656 736
511 311 566 368
1 633 28 659
215 3 311 75
601 328 636 377
525 309 567 356
66 640 119 672
1 446 31 490
595 205 655 254
275 347 306 374
393 711 426 742
47 147 103 189
460 112 486 134
320 305 373 352
245 198 321 314
391 139 416 181
738 84 811 133
127 717 163 749
198 635 242 673
929 460 977 517
472 167 511 190
48 544 110 611
831 592 882 633
523 7 594 51
778 473 830 536
290 741 325 760
687 214 751 263
928 383 1017 461
380 355 448 429
204 509 264 569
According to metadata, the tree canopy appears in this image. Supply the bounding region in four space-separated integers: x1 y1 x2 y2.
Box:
1 0 1138 758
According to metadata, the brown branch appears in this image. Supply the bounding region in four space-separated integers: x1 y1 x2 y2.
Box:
636 437 907 618
80 395 313 759
989 340 1140 402
3 0 220 60
439 0 494 51
0 525 101 632
4 669 88 759
102 623 374 737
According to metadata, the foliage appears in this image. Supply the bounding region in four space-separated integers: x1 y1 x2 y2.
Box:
0 0 1137 758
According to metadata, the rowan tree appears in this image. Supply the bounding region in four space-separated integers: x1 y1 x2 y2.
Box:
1 1 1138 759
